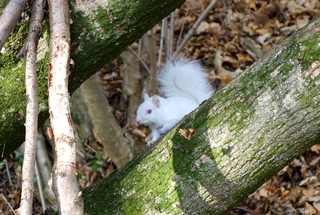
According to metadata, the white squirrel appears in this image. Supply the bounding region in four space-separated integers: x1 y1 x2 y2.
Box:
136 59 215 146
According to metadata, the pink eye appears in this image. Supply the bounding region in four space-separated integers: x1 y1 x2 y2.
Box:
147 109 152 114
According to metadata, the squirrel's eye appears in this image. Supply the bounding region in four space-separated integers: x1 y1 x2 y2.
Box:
147 109 152 114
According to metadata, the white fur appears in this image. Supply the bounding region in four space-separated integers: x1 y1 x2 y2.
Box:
157 59 215 104
136 59 215 146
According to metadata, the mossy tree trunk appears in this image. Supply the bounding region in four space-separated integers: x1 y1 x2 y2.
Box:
81 18 320 214
0 0 186 161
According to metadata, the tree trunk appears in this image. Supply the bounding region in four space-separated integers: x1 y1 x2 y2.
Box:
81 18 320 214
81 74 134 169
0 0 186 161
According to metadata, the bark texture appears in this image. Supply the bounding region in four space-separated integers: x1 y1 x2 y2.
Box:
20 0 46 213
0 0 186 162
121 48 142 127
82 18 320 214
120 49 147 156
145 30 158 94
81 74 134 168
0 0 27 50
48 0 83 213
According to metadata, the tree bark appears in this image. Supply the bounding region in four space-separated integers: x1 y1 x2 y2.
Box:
20 0 45 213
0 0 27 50
0 0 186 161
81 19 320 214
48 0 83 213
120 48 142 127
81 74 134 169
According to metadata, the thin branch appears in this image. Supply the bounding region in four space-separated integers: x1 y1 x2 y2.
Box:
220 0 227 9
35 160 46 212
1 143 5 158
157 18 166 67
169 11 175 57
173 0 219 58
164 17 169 58
128 46 151 74
48 0 83 213
146 29 158 94
176 6 189 50
20 0 46 214
0 0 28 51
0 194 17 215
4 159 13 186
36 131 57 207
138 38 142 57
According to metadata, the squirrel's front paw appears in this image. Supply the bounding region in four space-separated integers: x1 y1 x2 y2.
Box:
147 140 155 147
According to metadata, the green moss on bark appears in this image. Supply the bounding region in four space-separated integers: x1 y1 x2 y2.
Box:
0 0 9 14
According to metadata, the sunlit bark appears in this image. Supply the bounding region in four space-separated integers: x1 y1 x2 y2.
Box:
0 0 27 50
48 0 83 213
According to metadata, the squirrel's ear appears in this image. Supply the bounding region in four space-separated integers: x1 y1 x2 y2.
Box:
144 93 149 101
152 95 160 108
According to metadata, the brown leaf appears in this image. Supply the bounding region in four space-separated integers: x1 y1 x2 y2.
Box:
255 28 271 35
281 187 290 197
130 128 146 138
309 157 320 168
308 196 320 202
278 166 288 176
292 159 304 167
313 202 320 212
300 176 318 186
221 75 232 84
287 1 307 14
225 43 238 53
119 67 124 78
208 22 221 34
302 187 316 199
188 128 196 139
236 53 254 64
179 129 189 139
196 21 209 34
254 12 269 25
8 189 21 204
287 187 302 202
305 202 317 215
311 144 320 154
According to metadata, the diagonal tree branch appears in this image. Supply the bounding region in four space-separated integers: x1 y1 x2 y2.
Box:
81 73 134 169
82 17 320 214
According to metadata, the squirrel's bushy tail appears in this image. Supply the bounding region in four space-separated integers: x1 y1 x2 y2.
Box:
157 59 215 104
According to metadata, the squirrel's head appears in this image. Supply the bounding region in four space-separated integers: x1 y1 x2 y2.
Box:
136 94 161 125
